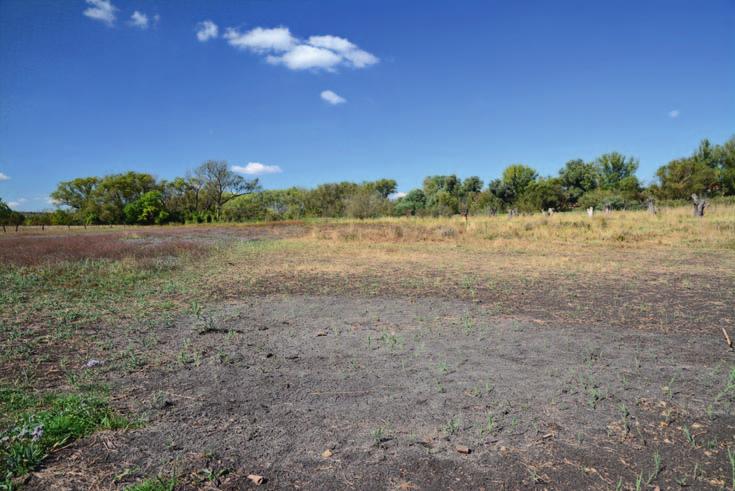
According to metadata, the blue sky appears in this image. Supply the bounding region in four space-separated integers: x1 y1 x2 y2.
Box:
0 0 733 211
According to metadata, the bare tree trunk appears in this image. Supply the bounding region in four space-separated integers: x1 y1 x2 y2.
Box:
2 224 5 232
587 207 594 217
647 198 657 215
691 194 706 217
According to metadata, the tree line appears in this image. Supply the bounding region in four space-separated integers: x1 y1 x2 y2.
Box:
1 136 733 228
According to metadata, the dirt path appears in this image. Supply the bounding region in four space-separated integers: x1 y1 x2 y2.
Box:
27 295 735 490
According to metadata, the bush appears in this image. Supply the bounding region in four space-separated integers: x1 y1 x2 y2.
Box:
577 189 639 210
516 178 567 213
344 190 391 219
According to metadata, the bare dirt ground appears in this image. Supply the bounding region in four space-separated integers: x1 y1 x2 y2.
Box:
27 295 735 489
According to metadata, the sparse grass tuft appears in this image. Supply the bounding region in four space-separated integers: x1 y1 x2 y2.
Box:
443 417 461 436
125 475 177 491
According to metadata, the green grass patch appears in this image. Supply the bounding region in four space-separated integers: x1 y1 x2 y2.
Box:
125 476 177 491
1 390 131 489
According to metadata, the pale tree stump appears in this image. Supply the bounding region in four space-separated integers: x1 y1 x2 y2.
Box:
691 194 707 217
586 207 594 217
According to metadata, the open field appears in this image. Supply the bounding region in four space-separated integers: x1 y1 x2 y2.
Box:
1 205 734 490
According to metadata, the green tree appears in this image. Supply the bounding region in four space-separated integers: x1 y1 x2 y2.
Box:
364 179 398 199
50 177 99 211
714 136 735 195
124 191 170 224
461 176 484 196
0 198 11 232
222 193 268 221
393 189 426 216
652 158 718 199
25 212 53 230
94 172 158 223
469 189 505 215
50 209 75 227
422 175 461 214
488 178 515 205
559 159 599 204
344 189 391 219
305 182 359 217
517 178 567 212
8 211 25 231
595 152 638 190
501 164 538 199
195 161 260 218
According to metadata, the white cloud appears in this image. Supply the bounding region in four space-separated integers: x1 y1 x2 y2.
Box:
343 48 379 68
668 109 680 119
308 35 378 68
196 20 219 42
232 162 283 175
225 26 295 52
224 26 378 72
7 198 27 209
129 11 149 29
47 196 61 205
269 45 342 71
83 0 117 26
308 35 356 52
0 172 9 181
389 192 407 201
320 90 346 105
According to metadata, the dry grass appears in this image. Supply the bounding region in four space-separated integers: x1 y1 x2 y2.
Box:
200 205 735 332
307 204 735 250
0 233 207 266
214 204 735 287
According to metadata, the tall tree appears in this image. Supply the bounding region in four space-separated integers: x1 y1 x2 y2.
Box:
517 177 567 212
364 179 398 199
95 172 158 223
0 198 11 232
653 158 719 199
422 175 461 214
559 159 599 204
500 164 538 199
595 152 638 190
461 176 484 196
714 136 735 195
195 161 260 217
50 177 99 211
